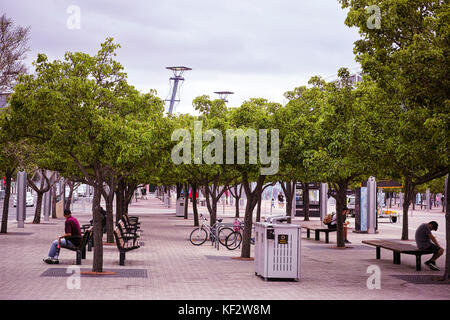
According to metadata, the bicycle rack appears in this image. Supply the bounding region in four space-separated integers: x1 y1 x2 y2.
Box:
213 222 235 250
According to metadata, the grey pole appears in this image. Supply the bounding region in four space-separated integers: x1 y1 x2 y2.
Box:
43 170 51 221
319 183 328 221
16 171 27 228
367 176 377 234
425 188 431 211
167 77 180 115
399 192 403 208
290 181 296 222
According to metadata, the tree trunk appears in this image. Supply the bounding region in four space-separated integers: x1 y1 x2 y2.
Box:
33 192 44 224
334 182 348 248
28 170 55 224
303 183 310 221
229 184 242 218
284 181 295 222
241 174 265 258
115 179 125 223
51 185 57 219
205 185 219 227
401 178 415 240
1 169 13 233
192 183 199 227
64 181 74 211
256 195 262 222
184 183 189 219
104 193 114 243
92 178 104 273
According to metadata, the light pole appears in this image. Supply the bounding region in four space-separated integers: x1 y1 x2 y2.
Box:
214 91 234 103
165 66 191 115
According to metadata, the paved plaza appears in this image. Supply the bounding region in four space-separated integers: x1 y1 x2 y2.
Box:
0 195 449 300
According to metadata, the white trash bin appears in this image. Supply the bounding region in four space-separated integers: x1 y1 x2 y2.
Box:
254 220 301 281
176 197 185 217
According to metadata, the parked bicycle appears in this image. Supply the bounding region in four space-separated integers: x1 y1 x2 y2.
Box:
224 219 255 250
189 214 234 247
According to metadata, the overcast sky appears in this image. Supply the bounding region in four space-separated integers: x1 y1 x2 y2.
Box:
3 0 361 114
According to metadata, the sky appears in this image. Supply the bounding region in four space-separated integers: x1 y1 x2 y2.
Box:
2 0 361 114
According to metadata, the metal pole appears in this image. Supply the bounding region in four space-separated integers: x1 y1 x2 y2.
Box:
367 176 377 234
16 171 27 228
168 78 180 115
291 182 296 222
425 188 430 211
319 183 328 221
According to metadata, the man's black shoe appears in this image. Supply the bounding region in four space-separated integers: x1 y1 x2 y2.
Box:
43 258 59 264
425 260 439 271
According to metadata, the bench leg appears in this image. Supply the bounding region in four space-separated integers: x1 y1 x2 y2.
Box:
376 247 380 259
119 252 125 266
81 247 86 259
76 250 82 265
306 229 310 239
315 230 320 241
325 232 329 243
416 255 421 271
393 252 401 265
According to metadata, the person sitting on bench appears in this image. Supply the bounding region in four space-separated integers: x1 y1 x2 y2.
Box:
415 221 444 271
326 207 351 244
43 209 81 264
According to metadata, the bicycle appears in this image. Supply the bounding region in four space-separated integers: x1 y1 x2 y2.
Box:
224 219 255 250
189 214 234 247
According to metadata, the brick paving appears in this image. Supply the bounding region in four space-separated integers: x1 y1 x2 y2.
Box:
0 195 448 300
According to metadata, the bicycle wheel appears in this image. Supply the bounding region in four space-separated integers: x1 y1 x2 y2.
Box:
218 227 234 246
189 227 208 246
225 231 242 250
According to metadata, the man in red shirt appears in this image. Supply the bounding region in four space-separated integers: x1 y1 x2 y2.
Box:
43 209 81 264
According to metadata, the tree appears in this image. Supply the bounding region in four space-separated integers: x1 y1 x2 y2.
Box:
228 98 280 258
0 14 30 233
9 38 164 273
340 1 449 261
0 14 30 92
276 84 327 221
305 70 387 247
26 168 56 224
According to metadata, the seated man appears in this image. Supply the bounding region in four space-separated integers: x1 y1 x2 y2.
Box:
327 207 351 244
415 221 444 271
43 209 81 264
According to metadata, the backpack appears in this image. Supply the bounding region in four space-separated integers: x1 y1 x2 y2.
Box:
323 214 333 225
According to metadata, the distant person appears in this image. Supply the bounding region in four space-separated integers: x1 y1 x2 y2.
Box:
43 209 81 264
90 206 107 233
415 221 444 271
326 207 351 244
278 194 284 208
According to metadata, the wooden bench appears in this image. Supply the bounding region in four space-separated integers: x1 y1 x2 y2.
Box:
362 239 435 271
300 223 336 243
117 219 140 238
113 224 140 266
64 226 93 265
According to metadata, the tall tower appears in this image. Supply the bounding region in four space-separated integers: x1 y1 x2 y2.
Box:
214 91 234 103
165 66 192 115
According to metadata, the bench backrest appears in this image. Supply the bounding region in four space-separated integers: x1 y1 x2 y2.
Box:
113 225 125 250
80 226 93 249
117 219 128 236
122 214 130 225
